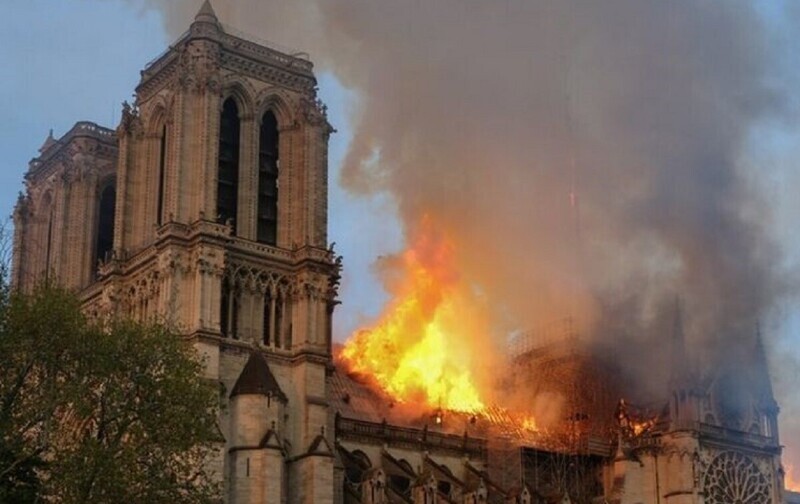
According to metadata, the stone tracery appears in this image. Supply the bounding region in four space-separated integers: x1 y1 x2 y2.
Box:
704 451 770 504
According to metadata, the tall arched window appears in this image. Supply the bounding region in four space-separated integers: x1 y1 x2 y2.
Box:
220 279 231 338
157 124 168 225
257 111 279 245
262 291 272 346
95 184 116 268
39 192 53 282
217 98 240 233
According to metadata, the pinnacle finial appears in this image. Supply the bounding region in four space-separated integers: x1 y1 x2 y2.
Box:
669 296 689 387
195 0 218 23
38 128 57 154
753 320 776 405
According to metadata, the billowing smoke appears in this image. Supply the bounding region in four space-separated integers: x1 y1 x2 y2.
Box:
129 0 798 474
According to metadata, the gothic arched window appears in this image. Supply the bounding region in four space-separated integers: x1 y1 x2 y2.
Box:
95 183 116 268
263 291 272 346
219 279 240 340
217 98 240 233
220 278 231 338
257 111 279 245
157 124 168 225
39 192 54 282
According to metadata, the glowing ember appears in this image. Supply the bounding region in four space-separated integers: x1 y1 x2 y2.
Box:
340 220 487 413
522 416 538 432
630 418 656 436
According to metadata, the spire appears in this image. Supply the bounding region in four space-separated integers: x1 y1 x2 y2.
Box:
38 129 56 154
753 322 777 409
194 0 218 24
230 351 287 402
669 297 689 387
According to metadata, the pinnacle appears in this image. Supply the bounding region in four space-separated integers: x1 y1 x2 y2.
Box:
195 0 218 23
38 129 57 154
669 297 689 387
752 322 776 405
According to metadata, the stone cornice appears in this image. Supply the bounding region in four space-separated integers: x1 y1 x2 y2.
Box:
220 52 315 93
218 25 314 77
137 24 316 101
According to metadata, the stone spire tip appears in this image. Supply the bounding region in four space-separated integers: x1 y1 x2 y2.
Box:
38 129 57 154
195 0 218 23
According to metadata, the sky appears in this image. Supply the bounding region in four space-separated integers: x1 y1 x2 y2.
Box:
3 0 800 476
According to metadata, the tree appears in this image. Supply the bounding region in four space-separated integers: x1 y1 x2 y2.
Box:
0 283 222 503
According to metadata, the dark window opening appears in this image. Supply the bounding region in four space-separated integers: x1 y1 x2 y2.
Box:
231 292 239 339
217 98 240 233
157 124 167 225
274 296 283 348
257 111 279 245
263 293 272 346
45 208 53 281
95 184 116 268
388 475 410 496
220 279 230 338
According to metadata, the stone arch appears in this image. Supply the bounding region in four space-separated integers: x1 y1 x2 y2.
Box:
96 173 116 193
255 88 296 129
144 96 169 137
32 189 55 279
94 176 116 269
352 450 372 469
221 78 257 119
36 188 54 215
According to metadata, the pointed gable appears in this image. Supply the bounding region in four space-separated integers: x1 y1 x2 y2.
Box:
230 351 287 402
307 432 334 456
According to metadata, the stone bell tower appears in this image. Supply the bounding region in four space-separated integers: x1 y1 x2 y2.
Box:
85 2 339 502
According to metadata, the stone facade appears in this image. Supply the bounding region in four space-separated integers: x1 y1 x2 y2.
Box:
12 2 789 503
15 3 337 503
603 319 785 504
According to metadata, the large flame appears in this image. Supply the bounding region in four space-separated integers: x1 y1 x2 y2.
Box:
787 463 800 493
340 220 488 413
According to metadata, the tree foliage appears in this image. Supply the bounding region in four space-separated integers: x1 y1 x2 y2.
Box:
0 283 222 503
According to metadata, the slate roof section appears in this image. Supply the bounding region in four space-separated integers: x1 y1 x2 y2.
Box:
230 351 287 402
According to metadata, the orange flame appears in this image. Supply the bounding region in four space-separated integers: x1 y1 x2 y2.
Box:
340 221 488 413
787 463 800 492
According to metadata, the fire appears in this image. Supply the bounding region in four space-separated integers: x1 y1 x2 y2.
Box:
786 463 800 492
340 221 487 413
630 418 656 437
522 416 538 432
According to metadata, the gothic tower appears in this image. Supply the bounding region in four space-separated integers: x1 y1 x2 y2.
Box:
14 2 339 503
112 3 339 502
13 123 118 293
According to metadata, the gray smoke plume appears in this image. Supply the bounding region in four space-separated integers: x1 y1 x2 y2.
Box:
127 0 799 473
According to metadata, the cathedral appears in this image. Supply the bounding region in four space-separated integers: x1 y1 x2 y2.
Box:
11 2 795 503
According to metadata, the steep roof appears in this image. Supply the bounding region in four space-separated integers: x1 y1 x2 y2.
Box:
230 351 287 401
